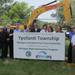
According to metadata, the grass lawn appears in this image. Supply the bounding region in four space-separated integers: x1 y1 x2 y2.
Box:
0 59 75 75
0 39 75 75
0 39 74 75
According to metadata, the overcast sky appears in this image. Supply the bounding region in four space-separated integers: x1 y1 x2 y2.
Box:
14 0 59 22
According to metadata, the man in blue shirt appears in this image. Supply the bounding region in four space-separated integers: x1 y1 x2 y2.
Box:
14 25 20 32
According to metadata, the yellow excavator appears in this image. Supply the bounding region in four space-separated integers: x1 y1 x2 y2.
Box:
26 0 71 28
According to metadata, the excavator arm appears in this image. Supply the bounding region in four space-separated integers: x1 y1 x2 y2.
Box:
26 0 71 27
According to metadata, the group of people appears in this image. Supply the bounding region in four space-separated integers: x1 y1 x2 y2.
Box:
0 22 63 60
0 25 13 59
0 21 75 63
14 23 63 33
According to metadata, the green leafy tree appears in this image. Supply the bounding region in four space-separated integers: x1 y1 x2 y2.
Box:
0 2 32 24
8 2 32 20
0 0 13 5
0 0 13 16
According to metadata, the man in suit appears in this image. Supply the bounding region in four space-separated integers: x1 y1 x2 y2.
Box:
0 26 5 58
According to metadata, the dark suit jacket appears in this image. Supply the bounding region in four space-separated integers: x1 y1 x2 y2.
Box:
30 28 41 32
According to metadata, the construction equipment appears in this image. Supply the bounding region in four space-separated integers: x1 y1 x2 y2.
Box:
26 0 71 27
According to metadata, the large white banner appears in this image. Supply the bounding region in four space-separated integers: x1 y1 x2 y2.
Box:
14 32 65 60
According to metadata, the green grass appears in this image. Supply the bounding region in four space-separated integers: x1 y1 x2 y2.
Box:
0 59 72 75
0 39 73 75
0 39 74 75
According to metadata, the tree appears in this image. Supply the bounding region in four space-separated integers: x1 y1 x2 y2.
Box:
8 2 32 19
0 0 13 6
0 0 13 16
4 2 32 23
0 1 32 25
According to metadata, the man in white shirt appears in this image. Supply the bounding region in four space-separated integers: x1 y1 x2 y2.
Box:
71 35 75 46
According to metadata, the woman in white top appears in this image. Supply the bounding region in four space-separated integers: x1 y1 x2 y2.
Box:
40 24 48 33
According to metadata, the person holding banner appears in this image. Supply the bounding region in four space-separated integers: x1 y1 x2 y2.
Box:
9 25 14 59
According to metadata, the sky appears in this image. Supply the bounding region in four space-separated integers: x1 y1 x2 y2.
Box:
14 0 59 22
